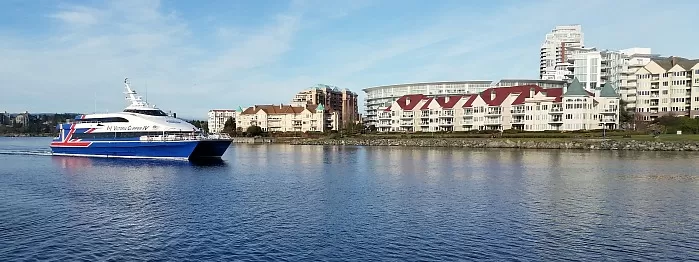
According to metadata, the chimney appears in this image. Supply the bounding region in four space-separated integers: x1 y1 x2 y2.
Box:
490 89 496 100
253 105 256 111
529 87 535 98
671 56 677 66
280 104 283 109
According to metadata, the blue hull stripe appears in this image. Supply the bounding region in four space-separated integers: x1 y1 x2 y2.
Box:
50 140 232 160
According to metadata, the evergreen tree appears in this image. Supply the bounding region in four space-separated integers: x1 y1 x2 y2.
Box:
222 117 236 134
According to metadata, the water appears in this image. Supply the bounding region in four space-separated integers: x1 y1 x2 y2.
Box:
1 137 699 261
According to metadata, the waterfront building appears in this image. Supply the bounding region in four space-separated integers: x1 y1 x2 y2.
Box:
236 104 339 132
12 111 30 126
634 56 699 121
0 111 9 126
207 109 236 134
376 79 619 132
540 25 585 81
363 79 566 127
290 84 359 127
568 47 653 111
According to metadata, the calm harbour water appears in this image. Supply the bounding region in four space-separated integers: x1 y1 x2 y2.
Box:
1 137 698 261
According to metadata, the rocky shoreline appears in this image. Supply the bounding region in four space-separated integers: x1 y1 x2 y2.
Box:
288 138 699 151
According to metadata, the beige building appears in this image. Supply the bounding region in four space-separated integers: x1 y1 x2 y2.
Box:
634 56 699 121
378 79 619 132
236 104 339 132
291 84 358 126
207 109 236 134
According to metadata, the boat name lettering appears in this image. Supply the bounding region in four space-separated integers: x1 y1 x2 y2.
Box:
106 125 150 131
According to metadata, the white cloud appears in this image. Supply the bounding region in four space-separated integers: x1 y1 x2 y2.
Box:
49 6 102 27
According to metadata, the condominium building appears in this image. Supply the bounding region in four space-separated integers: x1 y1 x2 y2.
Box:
634 56 699 121
569 47 653 108
363 79 566 127
0 111 9 126
540 25 584 81
207 109 236 134
236 104 339 132
290 84 358 127
377 79 619 132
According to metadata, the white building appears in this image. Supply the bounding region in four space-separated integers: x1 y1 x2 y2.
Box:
363 79 566 127
207 109 236 134
540 25 585 81
634 56 699 121
377 79 619 132
236 104 339 132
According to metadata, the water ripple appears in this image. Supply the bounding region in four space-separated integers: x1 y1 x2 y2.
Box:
1 139 699 261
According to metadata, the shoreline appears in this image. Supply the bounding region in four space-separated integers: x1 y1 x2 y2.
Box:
285 137 699 151
0 134 54 137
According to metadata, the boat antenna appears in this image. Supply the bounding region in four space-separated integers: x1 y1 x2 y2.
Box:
145 80 148 104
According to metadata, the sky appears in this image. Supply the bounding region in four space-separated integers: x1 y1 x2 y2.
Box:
1 0 698 119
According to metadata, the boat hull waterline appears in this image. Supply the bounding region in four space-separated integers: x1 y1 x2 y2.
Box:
50 140 232 160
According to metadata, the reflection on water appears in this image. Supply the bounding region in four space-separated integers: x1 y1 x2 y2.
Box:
1 139 699 261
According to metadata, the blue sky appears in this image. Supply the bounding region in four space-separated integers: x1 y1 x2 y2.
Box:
1 0 698 119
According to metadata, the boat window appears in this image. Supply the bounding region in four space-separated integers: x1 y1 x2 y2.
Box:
75 117 129 123
123 109 168 116
72 131 197 140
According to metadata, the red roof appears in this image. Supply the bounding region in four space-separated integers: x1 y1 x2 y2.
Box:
435 95 462 109
420 97 434 110
462 94 478 107
396 94 426 110
389 85 573 110
383 106 392 112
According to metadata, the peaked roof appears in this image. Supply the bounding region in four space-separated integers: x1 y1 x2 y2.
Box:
419 97 434 110
240 104 323 115
435 96 462 109
564 78 588 97
652 56 699 70
316 103 324 111
396 94 425 110
599 82 618 97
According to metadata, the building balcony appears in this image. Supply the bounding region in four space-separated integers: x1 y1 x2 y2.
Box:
486 111 502 115
601 118 617 123
400 122 413 126
549 118 563 123
484 122 501 125
401 114 414 119
601 109 617 114
462 121 474 125
379 115 392 119
419 122 429 126
549 108 564 114
511 109 526 115
438 121 454 126
511 118 525 124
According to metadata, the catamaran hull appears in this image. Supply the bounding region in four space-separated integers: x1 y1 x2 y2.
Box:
50 140 232 160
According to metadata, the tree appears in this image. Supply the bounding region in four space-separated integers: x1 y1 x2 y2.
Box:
222 117 236 135
618 99 633 128
246 125 263 137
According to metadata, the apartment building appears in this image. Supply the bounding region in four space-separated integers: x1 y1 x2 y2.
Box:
207 109 236 134
568 47 653 112
540 25 584 81
236 104 339 132
634 56 699 121
377 79 619 132
290 84 359 126
363 79 566 127
0 111 9 126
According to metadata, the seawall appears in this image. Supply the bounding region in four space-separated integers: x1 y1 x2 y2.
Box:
231 137 275 143
288 138 699 151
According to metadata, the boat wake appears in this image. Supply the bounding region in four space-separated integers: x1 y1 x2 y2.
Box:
0 150 53 156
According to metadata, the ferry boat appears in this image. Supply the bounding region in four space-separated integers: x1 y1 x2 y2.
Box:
50 78 232 160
